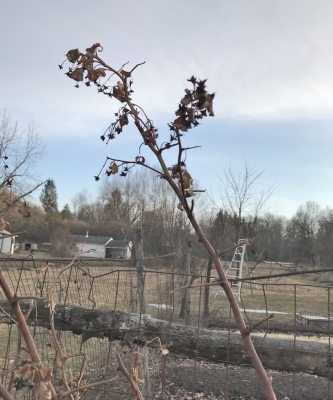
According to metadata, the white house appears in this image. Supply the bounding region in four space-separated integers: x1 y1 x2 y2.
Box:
0 230 16 254
70 233 132 259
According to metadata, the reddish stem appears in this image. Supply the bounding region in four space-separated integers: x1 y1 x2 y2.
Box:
0 268 58 400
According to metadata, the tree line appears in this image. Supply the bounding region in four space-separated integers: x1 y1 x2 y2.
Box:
1 109 332 268
7 170 333 269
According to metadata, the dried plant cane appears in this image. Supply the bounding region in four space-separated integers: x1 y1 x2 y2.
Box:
60 43 277 400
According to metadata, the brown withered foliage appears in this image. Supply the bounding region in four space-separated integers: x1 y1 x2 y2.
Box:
60 44 215 206
13 361 52 400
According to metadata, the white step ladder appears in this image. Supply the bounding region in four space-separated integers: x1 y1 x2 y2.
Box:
212 238 257 301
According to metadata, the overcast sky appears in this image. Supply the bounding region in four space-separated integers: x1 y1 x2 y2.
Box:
1 0 333 218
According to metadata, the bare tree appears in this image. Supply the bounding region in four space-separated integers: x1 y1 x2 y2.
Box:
286 201 321 266
217 162 278 244
316 206 333 268
60 43 277 399
0 110 45 193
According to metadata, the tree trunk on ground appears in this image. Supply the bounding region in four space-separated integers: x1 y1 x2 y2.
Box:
0 300 330 379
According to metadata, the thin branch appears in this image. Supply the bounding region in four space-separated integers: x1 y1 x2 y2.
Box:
61 377 118 398
116 354 144 400
129 61 146 74
131 103 151 123
0 305 18 325
182 146 201 151
11 296 44 304
0 268 58 400
158 142 179 153
105 157 163 175
247 314 274 333
118 61 129 72
48 255 81 400
0 382 15 400
170 280 221 294
238 266 333 281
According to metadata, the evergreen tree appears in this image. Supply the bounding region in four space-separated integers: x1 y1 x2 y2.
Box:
40 179 59 213
60 203 73 220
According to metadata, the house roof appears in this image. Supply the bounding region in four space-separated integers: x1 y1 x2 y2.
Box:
71 235 131 248
71 235 111 245
105 240 131 249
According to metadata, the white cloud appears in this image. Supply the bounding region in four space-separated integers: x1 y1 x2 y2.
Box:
1 1 333 217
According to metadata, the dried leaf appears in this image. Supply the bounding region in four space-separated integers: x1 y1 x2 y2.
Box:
185 188 195 197
120 70 131 78
119 114 129 127
181 93 192 106
142 130 157 146
86 43 102 58
117 81 125 91
173 116 189 132
113 86 126 102
187 107 195 123
68 67 84 82
187 75 197 84
168 164 180 178
86 68 106 81
81 58 94 72
111 163 118 174
177 203 184 211
66 48 80 63
160 348 169 355
14 362 53 400
181 170 192 189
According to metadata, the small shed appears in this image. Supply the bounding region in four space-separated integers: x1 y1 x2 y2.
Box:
105 240 133 259
70 234 132 259
0 230 16 254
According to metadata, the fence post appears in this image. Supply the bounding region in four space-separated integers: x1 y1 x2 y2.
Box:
135 227 151 399
185 239 192 326
203 256 213 318
135 227 146 314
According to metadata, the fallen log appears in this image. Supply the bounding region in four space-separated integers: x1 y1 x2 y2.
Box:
0 300 330 378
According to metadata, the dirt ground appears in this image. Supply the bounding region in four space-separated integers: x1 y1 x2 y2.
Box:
160 354 330 400
85 351 332 400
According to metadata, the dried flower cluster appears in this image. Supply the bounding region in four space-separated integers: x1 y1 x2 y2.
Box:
13 361 52 400
60 44 277 400
170 76 214 133
60 43 215 210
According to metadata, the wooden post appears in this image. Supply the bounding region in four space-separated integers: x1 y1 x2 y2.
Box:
185 239 192 326
203 256 213 318
135 227 151 399
135 227 146 314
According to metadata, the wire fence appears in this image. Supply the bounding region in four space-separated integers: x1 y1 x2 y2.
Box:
0 256 333 399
